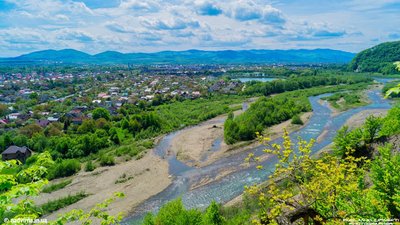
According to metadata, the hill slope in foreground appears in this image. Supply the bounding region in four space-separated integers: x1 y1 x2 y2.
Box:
349 40 400 74
0 48 355 65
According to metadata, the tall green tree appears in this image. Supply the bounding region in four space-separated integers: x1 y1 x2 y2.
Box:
92 107 111 121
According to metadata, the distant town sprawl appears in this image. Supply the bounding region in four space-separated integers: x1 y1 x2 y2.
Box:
0 65 244 129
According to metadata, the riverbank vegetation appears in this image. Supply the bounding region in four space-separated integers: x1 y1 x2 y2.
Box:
321 92 368 111
225 78 371 144
147 106 400 224
42 179 72 193
0 94 247 179
241 74 372 96
39 192 89 215
0 152 125 224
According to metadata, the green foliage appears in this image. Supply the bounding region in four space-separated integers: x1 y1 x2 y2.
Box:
226 80 371 144
382 81 399 95
203 201 224 225
349 40 400 74
84 161 96 172
40 192 89 215
379 107 400 136
47 159 81 180
247 131 391 225
334 115 382 158
395 61 400 71
143 198 253 225
42 179 72 193
1 94 245 161
322 92 366 111
0 152 54 223
291 114 303 125
92 107 111 121
385 83 400 98
1 151 125 224
49 192 125 225
242 74 372 96
224 116 239 145
143 198 203 225
225 96 306 143
0 104 8 117
99 154 115 166
370 145 400 217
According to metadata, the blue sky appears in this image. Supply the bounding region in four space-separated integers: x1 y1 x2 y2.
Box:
0 0 399 57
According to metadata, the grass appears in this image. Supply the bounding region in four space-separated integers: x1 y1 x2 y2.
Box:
115 173 134 184
42 179 72 193
40 192 89 215
84 161 96 172
321 91 369 111
99 154 115 166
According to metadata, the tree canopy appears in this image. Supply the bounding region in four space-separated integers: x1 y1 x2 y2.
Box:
349 41 400 74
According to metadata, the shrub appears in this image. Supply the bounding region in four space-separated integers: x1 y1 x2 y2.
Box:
47 159 81 180
85 161 96 172
99 155 115 166
42 179 72 193
291 114 304 125
40 192 88 215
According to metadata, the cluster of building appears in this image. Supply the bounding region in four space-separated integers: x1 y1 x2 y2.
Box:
0 70 243 131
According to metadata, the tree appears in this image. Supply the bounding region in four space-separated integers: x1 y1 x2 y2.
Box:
291 114 303 125
370 145 400 217
95 118 111 130
143 198 203 225
77 119 96 134
247 131 389 225
203 201 224 225
0 104 8 117
92 107 111 121
19 124 43 138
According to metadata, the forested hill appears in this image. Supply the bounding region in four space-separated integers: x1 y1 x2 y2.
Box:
0 48 355 65
349 40 400 74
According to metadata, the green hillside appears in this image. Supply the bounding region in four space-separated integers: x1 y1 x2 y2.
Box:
349 41 400 74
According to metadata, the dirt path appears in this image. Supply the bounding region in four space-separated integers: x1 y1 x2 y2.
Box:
36 152 171 221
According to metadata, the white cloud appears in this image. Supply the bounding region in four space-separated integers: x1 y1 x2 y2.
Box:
0 0 397 56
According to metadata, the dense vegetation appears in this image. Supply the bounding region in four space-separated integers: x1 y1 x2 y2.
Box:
0 95 245 179
224 96 307 144
349 41 400 74
148 106 400 224
321 92 367 111
225 77 371 144
242 74 372 96
0 152 125 224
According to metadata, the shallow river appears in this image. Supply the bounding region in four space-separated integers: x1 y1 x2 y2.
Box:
123 80 392 224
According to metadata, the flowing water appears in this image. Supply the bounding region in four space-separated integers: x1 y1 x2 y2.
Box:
123 81 392 224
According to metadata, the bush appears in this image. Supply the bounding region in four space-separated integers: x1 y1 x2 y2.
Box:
85 161 96 172
99 155 115 166
291 114 304 125
47 159 81 180
42 179 72 193
40 192 88 215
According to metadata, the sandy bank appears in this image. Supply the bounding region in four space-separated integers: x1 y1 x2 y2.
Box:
344 109 388 129
36 152 171 221
170 110 312 168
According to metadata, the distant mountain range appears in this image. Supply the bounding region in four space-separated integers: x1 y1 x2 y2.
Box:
0 49 356 65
